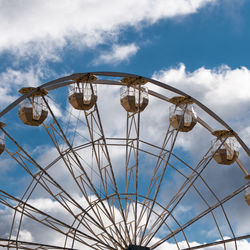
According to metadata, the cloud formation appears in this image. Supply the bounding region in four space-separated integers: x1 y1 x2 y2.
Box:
0 67 41 108
93 43 139 65
0 0 215 58
153 63 250 146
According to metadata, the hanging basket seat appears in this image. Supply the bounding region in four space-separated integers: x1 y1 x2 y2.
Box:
127 245 150 250
213 148 239 165
18 87 49 126
212 130 239 165
169 96 197 132
68 93 97 111
120 95 148 113
169 114 196 132
18 107 48 126
120 77 148 113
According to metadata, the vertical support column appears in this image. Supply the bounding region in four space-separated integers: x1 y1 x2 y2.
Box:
83 78 130 247
123 85 143 245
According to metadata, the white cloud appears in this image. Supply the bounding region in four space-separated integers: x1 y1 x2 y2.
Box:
93 43 139 65
0 67 41 108
152 63 250 146
18 230 33 242
0 0 215 58
152 238 250 250
0 65 63 116
1 196 249 249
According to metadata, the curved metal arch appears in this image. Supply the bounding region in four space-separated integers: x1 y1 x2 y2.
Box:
0 71 249 157
0 71 249 249
66 192 191 248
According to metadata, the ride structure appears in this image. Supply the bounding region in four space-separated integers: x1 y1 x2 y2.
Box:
0 72 249 250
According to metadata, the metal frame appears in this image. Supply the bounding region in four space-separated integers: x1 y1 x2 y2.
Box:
0 72 249 249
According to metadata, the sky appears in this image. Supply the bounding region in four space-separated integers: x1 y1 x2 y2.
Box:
0 0 250 249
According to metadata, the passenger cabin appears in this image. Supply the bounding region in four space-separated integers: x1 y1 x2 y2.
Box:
18 87 48 126
0 122 5 155
245 187 250 206
127 245 150 250
211 130 239 165
0 136 4 155
68 75 97 111
169 96 197 132
120 76 148 113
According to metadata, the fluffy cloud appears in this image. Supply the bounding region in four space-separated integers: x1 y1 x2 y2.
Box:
0 67 41 108
152 63 250 146
153 238 250 250
0 0 215 58
93 43 139 65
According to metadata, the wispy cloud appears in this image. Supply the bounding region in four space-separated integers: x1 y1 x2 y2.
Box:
93 43 139 65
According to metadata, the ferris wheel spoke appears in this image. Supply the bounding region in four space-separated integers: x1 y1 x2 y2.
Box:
43 122 102 209
192 184 227 248
0 238 78 250
158 150 235 248
196 174 238 248
132 142 223 248
137 124 173 228
8 177 43 244
139 104 189 245
142 135 230 246
124 107 142 244
164 147 239 247
83 82 132 246
1 127 122 249
182 234 250 250
1 72 249 250
41 96 127 249
150 183 248 249
70 210 119 250
0 190 113 249
136 194 191 249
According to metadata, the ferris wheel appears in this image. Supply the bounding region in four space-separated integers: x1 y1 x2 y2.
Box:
0 72 249 250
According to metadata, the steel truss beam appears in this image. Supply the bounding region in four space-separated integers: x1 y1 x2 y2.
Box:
143 135 231 246
0 190 108 249
0 127 116 249
0 238 77 250
123 83 145 245
138 104 189 245
0 72 248 157
182 234 250 250
41 95 126 249
0 71 249 249
150 183 249 249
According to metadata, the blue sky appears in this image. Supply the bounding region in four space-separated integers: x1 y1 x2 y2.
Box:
0 0 250 249
1 0 249 74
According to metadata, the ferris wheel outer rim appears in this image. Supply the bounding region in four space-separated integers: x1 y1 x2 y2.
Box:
0 71 249 249
0 71 249 157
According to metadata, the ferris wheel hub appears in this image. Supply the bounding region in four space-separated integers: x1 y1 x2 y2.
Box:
127 245 150 250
